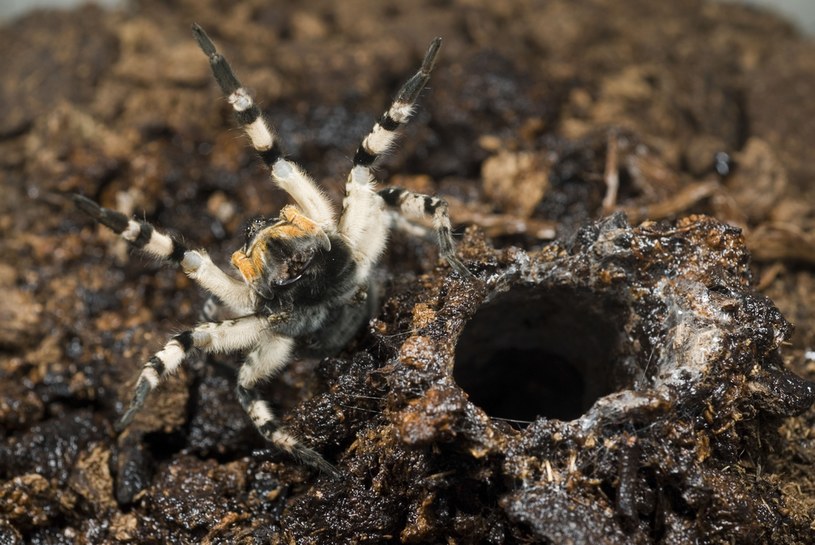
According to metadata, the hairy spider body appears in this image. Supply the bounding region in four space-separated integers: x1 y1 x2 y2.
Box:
75 24 471 477
248 230 374 357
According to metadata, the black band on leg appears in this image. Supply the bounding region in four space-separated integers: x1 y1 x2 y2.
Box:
257 143 284 167
169 238 188 263
377 187 407 207
132 222 154 249
146 356 165 376
235 106 260 126
423 196 441 214
379 114 400 131
173 331 194 351
353 147 377 167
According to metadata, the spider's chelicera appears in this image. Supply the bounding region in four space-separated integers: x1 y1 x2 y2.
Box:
74 24 473 476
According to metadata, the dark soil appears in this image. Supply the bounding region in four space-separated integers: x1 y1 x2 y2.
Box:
2 0 815 543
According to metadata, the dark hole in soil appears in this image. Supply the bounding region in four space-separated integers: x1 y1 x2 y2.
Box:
454 285 633 422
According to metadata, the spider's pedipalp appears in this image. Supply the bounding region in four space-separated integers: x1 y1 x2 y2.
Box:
193 24 335 228
118 316 270 430
379 187 473 278
182 250 255 314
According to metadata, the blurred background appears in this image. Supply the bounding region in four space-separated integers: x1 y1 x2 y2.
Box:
3 0 814 33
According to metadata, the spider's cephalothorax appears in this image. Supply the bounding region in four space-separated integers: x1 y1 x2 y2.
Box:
74 24 472 477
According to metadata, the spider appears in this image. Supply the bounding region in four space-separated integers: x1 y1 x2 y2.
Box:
74 24 473 476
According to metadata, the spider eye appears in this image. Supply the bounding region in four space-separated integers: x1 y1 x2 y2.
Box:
244 218 272 244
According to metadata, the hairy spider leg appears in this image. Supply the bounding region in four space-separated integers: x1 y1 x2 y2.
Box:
378 187 472 278
235 337 340 477
339 39 471 279
339 38 444 280
351 37 441 172
118 315 271 430
73 195 255 315
192 24 335 229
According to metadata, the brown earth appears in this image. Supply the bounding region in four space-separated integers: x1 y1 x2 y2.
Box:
2 0 815 543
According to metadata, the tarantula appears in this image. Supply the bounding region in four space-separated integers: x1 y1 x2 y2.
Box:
74 24 472 476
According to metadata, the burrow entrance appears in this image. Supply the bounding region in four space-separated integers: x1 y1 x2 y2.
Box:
453 285 635 422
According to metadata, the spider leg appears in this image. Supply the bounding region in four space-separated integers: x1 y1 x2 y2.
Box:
235 337 339 477
386 209 436 241
337 39 468 280
378 187 473 278
192 24 335 228
74 195 255 315
117 315 271 430
350 37 441 174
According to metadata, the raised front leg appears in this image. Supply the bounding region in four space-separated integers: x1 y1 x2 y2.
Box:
338 38 443 281
192 24 335 229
